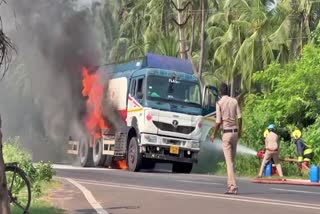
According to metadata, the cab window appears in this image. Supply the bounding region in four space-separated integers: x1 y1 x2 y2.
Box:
130 79 136 96
203 86 218 115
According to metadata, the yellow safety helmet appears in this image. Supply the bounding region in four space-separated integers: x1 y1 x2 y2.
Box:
263 129 269 138
292 129 302 139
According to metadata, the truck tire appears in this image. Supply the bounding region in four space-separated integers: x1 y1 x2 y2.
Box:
92 139 106 167
127 137 142 172
79 139 93 167
104 155 114 168
172 162 193 174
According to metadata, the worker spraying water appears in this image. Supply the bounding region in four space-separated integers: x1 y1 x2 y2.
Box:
256 124 285 180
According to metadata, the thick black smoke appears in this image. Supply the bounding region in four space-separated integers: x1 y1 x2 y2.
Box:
0 0 115 162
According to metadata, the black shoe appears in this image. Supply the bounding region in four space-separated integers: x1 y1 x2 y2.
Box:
224 187 238 195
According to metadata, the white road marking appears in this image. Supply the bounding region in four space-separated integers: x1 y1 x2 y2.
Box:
271 188 320 195
178 180 223 185
71 178 320 210
65 178 109 214
53 164 114 171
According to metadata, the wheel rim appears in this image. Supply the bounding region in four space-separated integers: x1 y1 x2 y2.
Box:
129 142 136 165
80 142 86 162
94 140 100 156
81 143 84 156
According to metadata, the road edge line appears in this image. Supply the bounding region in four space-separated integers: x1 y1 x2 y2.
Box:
65 178 109 214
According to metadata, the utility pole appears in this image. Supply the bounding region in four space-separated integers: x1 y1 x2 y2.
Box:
171 0 191 59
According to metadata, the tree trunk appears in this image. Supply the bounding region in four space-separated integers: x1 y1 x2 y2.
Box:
177 0 187 59
230 79 235 97
198 0 207 80
187 12 198 75
0 115 10 214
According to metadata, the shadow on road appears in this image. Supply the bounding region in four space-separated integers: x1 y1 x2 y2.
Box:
75 205 140 214
74 209 97 214
238 192 304 196
107 205 140 210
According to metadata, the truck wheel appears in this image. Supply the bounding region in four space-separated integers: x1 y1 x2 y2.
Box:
172 162 193 174
79 139 93 167
104 155 114 168
127 137 142 172
92 139 106 167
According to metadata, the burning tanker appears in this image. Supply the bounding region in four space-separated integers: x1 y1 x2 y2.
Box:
79 66 127 169
67 53 219 173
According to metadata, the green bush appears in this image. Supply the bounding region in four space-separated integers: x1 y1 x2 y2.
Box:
3 136 56 196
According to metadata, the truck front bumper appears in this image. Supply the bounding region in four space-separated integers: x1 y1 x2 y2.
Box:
140 133 200 163
143 150 197 163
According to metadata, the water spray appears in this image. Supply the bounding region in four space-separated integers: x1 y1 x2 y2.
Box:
205 138 258 157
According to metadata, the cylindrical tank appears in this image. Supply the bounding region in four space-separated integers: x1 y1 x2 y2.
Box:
265 161 272 177
310 165 319 183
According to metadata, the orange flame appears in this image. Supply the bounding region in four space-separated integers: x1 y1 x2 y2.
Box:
81 67 108 140
81 67 129 171
116 160 128 170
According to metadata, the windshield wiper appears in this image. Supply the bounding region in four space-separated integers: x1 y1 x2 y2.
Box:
148 96 201 108
184 101 202 107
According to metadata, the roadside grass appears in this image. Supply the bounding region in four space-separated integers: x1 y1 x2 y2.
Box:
11 179 65 214
12 200 64 214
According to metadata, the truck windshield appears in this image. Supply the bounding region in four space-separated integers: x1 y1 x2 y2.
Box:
146 75 201 107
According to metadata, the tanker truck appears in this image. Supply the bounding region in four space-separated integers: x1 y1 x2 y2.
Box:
67 53 218 173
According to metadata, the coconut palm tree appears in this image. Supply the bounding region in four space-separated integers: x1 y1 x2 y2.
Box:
269 0 316 62
207 0 278 94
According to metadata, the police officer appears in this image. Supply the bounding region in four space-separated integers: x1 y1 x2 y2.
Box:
257 124 284 179
210 83 242 195
291 130 314 173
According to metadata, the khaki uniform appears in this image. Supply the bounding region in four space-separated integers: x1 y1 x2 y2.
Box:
216 95 241 189
258 131 284 177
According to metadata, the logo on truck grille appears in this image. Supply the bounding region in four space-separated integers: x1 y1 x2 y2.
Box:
172 120 179 128
152 121 195 134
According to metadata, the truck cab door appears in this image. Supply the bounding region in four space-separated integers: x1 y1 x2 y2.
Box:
201 85 219 142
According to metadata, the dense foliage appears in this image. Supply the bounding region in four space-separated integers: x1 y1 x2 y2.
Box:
232 45 320 176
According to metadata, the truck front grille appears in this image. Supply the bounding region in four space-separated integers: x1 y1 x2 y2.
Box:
152 121 195 134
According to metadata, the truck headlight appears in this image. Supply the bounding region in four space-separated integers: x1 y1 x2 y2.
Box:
191 141 200 148
144 134 158 143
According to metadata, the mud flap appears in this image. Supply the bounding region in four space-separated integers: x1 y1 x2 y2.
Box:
67 140 79 155
102 135 115 155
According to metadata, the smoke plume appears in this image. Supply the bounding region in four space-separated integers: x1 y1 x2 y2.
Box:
0 0 122 162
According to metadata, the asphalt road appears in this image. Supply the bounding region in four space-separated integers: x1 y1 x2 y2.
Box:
54 164 320 214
